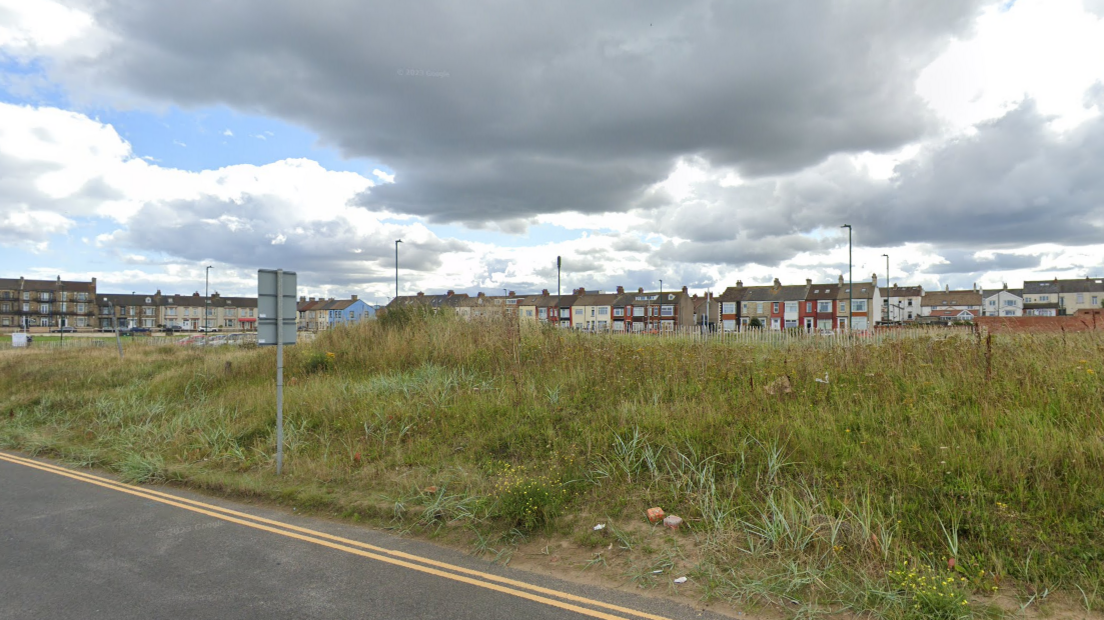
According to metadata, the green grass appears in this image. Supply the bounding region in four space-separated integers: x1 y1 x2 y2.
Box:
1 312 1103 618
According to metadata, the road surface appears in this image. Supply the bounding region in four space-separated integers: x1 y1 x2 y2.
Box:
0 451 732 620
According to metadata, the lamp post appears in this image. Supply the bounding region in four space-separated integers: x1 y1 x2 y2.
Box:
395 239 403 300
658 279 663 294
841 225 852 330
205 266 213 331
882 253 890 323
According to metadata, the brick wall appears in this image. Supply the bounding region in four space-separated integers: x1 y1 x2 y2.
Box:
977 310 1104 333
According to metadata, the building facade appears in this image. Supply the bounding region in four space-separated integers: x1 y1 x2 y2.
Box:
0 276 98 331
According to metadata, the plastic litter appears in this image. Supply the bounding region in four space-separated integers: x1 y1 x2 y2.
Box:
673 577 687 584
593 523 606 531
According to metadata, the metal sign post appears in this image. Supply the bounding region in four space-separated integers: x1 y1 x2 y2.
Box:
258 269 297 475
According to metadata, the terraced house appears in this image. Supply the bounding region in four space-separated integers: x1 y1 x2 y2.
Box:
0 276 97 331
98 291 257 331
1022 277 1104 316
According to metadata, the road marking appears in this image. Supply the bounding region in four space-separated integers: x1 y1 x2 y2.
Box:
0 452 675 620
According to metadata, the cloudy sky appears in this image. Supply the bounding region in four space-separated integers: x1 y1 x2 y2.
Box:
2 0 1103 301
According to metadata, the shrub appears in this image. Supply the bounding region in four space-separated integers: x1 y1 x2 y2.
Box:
494 464 565 531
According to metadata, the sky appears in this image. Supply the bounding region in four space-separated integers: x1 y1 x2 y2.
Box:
1 0 1104 303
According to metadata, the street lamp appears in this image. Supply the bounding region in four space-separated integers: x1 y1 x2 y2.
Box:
882 253 889 323
58 281 64 345
658 279 663 294
205 266 213 331
395 239 403 300
841 225 852 330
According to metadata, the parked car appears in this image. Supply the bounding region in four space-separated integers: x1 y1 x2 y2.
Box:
49 326 78 333
162 325 185 332
197 326 220 333
128 327 152 334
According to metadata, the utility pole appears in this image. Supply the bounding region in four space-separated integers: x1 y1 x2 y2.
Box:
841 225 852 330
659 279 663 295
58 281 64 345
395 239 403 300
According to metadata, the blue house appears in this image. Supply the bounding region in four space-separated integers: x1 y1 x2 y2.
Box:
326 295 376 327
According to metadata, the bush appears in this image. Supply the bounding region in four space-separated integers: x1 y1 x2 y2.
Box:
303 351 335 374
494 464 565 531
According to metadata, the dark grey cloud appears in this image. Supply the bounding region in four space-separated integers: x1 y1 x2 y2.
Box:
655 234 824 267
53 0 986 225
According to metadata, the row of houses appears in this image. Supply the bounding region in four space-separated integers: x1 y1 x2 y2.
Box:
388 276 1104 332
0 276 376 332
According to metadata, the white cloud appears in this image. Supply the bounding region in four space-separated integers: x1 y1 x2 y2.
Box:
918 0 1104 132
0 0 93 50
222 128 233 137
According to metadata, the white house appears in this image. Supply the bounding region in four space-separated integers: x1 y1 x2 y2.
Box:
983 287 1023 317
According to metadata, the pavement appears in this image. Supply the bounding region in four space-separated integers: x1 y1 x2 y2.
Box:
0 451 733 620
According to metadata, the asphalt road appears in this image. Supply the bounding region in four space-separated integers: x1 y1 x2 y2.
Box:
0 452 732 620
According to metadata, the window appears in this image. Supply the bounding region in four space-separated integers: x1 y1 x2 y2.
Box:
907 299 913 306
722 302 735 314
723 320 735 331
559 309 570 319
525 309 533 317
77 293 87 302
59 302 67 312
76 303 85 313
40 292 51 301
660 305 674 317
538 308 547 319
143 307 155 316
23 292 30 301
40 303 50 314
818 301 831 313
128 306 135 316
988 300 996 307
742 302 750 313
1003 310 1015 316
907 312 913 320
0 303 7 312
1077 293 1085 304
1 318 8 326
142 319 154 327
613 307 624 317
77 317 88 327
851 300 867 312
784 320 797 328
772 302 779 313
784 302 797 314
1040 295 1049 302
225 309 236 317
757 302 764 314
1004 300 1016 307
633 306 644 317
225 319 235 327
1059 296 1065 307
0 291 7 299
598 307 608 315
166 307 177 316
1093 296 1099 306
806 302 812 312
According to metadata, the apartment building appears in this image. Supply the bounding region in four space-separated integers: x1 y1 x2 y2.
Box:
0 276 98 331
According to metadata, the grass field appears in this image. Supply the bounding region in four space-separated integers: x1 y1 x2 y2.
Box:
3 311 1103 619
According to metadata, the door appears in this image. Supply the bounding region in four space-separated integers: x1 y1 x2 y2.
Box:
804 317 813 331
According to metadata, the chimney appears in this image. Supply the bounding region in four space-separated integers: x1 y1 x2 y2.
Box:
616 285 624 294
806 278 812 285
638 287 644 293
773 278 781 288
945 284 949 292
893 283 898 289
736 280 743 287
838 275 845 285
477 292 485 298
542 289 549 296
300 296 306 302
1002 282 1008 290
508 291 515 297
417 292 425 297
446 290 454 296
351 295 358 301
681 285 688 293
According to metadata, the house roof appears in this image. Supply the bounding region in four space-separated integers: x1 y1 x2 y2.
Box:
1025 278 1104 294
922 290 982 307
837 282 879 300
388 293 469 308
806 284 841 300
983 288 1023 300
880 286 924 297
928 309 979 318
739 285 778 302
1023 302 1060 309
715 286 748 303
0 277 96 292
574 293 618 306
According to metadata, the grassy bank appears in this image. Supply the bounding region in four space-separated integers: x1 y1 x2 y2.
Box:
3 313 1103 618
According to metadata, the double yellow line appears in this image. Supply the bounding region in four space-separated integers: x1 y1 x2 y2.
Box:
0 451 673 620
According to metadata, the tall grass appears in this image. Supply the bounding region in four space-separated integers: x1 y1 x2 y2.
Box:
2 312 1102 617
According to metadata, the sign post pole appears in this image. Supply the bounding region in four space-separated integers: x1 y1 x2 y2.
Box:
258 268 297 476
276 269 285 475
